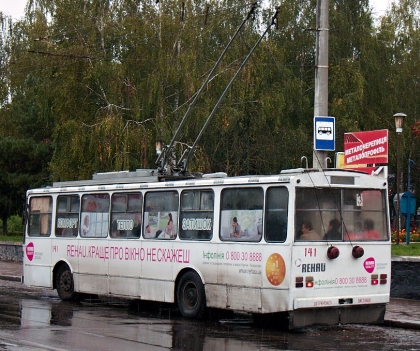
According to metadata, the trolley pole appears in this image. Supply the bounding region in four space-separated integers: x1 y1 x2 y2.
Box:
313 0 329 169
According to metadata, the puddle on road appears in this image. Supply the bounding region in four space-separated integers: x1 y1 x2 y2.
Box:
1 282 420 351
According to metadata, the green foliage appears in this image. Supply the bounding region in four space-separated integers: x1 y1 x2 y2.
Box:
0 215 23 234
0 215 23 241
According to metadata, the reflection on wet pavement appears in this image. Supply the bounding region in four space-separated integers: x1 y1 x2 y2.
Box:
1 282 420 351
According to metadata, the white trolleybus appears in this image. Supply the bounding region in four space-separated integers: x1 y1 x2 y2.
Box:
23 167 390 329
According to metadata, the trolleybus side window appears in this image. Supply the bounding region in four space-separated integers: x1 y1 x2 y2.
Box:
265 187 288 242
180 189 214 240
220 187 263 242
80 194 110 238
56 195 79 237
295 188 341 241
28 196 52 236
110 192 143 239
343 189 388 241
143 191 179 239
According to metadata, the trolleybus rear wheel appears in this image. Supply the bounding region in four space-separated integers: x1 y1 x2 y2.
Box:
55 264 77 301
177 271 206 319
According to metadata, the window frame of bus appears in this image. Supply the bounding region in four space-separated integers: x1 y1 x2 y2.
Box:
265 187 288 243
80 193 110 238
110 192 143 239
295 188 341 241
55 195 80 237
220 187 263 242
143 190 179 240
179 189 214 241
295 188 388 241
342 189 389 241
28 196 53 237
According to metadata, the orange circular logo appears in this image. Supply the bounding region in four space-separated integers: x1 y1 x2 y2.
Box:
265 253 286 286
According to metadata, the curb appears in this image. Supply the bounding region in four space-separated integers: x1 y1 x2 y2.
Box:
383 319 420 330
0 274 21 282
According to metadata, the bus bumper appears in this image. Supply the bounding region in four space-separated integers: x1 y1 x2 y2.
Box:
288 303 386 329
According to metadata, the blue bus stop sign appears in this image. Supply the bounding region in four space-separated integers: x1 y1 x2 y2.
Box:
400 191 416 215
314 116 335 151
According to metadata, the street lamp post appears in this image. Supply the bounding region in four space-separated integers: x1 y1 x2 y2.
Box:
394 113 406 245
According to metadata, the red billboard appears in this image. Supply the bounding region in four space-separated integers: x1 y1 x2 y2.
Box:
344 129 388 165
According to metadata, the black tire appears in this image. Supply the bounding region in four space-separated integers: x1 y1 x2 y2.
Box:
55 264 77 301
176 271 206 319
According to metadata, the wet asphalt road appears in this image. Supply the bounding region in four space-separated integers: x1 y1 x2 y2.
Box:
0 279 419 351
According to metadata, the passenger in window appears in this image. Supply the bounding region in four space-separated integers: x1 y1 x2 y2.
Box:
299 220 321 240
230 217 242 238
163 213 175 238
362 219 381 240
324 219 341 240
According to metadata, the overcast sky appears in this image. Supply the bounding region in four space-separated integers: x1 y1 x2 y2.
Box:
1 0 391 21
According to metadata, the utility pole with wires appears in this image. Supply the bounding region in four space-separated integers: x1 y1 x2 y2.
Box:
313 0 329 169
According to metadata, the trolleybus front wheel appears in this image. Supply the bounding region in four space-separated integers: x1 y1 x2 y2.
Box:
55 264 77 301
177 271 206 319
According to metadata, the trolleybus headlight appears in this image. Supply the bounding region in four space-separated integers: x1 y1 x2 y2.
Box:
327 246 340 259
352 245 364 259
371 274 379 285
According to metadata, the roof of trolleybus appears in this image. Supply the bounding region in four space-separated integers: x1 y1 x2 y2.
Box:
26 168 387 194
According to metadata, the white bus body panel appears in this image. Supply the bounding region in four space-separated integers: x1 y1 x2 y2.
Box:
23 239 52 288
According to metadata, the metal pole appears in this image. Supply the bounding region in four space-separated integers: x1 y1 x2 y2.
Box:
406 190 412 245
313 0 329 169
396 134 401 245
408 158 411 191
407 157 410 245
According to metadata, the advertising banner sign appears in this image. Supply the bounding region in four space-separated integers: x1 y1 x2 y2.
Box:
344 129 388 165
336 152 376 175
